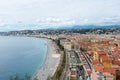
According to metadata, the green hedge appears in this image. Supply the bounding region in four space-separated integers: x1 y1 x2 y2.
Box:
52 39 66 80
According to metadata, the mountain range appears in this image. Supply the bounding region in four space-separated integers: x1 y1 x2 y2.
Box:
0 24 120 32
47 25 120 30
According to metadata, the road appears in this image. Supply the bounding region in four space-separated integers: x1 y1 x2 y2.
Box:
61 49 93 80
75 51 88 80
60 50 70 80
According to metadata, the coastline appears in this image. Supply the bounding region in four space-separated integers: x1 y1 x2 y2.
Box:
33 39 60 80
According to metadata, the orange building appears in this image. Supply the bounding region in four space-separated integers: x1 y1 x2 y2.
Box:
100 56 112 68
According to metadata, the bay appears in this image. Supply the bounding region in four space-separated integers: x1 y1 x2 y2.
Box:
0 36 47 80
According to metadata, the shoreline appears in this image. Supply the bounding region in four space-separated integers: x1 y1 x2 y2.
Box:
33 39 60 80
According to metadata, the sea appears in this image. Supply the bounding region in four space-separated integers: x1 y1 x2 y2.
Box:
0 36 47 80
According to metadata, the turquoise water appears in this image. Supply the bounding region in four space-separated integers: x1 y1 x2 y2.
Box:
0 36 47 80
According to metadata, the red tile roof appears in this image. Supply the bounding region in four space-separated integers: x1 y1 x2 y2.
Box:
103 68 116 75
112 60 120 65
101 56 112 63
114 47 119 52
95 65 103 72
95 66 116 75
92 60 99 65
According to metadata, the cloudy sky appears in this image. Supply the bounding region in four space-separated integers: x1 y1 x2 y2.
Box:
0 0 120 31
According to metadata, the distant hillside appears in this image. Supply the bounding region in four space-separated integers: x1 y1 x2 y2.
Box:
56 25 120 29
0 24 120 36
1 27 120 36
0 24 120 32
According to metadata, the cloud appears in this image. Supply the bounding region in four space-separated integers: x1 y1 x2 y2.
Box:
46 17 60 22
0 0 120 23
0 0 120 31
35 17 76 26
1 16 120 32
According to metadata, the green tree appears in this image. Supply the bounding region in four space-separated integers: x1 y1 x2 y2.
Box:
14 74 19 80
33 77 38 80
9 76 14 80
47 75 51 80
24 73 31 80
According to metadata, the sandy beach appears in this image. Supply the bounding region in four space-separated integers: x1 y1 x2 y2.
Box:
33 39 60 80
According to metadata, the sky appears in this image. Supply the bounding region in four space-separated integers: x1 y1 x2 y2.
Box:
0 0 120 31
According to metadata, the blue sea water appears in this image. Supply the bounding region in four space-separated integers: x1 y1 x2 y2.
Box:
0 36 47 80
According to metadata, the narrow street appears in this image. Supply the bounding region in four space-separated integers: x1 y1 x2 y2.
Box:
65 50 91 80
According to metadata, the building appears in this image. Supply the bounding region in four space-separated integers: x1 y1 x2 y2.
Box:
64 41 72 51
